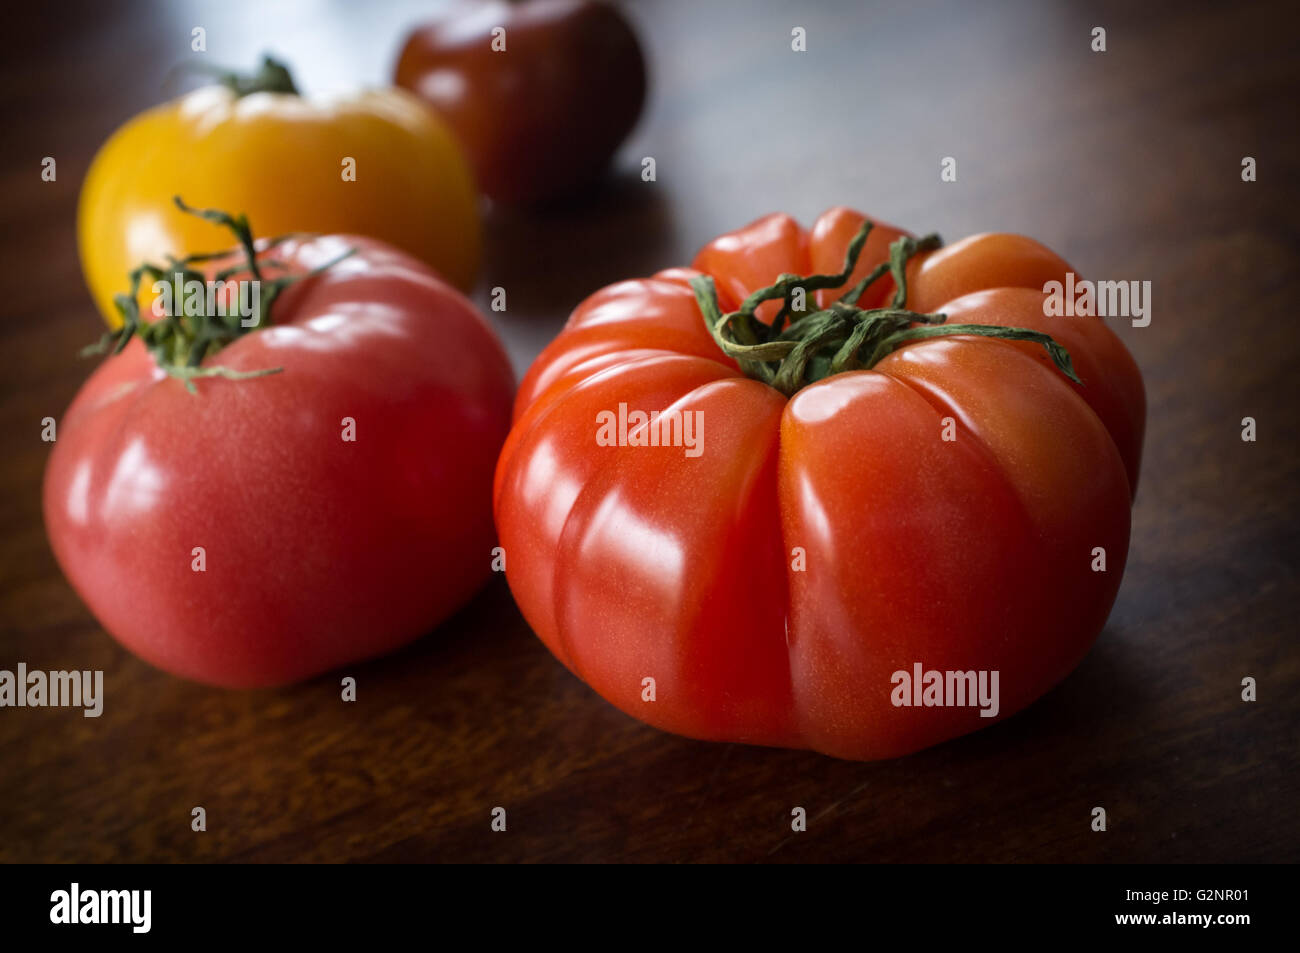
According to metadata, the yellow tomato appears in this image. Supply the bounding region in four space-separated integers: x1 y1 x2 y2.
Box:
78 60 480 326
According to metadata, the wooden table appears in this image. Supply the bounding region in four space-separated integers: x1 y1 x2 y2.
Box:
2 0 1297 863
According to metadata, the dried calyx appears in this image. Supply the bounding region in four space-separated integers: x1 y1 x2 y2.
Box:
84 197 353 393
196 54 300 98
690 220 1080 397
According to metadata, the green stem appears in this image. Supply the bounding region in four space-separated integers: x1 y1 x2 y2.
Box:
867 323 1081 383
690 218 1081 396
85 196 354 394
187 54 300 97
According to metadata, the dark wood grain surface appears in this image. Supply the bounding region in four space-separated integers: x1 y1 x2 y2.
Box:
2 0 1298 863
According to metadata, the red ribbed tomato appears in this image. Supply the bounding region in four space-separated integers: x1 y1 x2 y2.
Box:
495 207 1144 759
